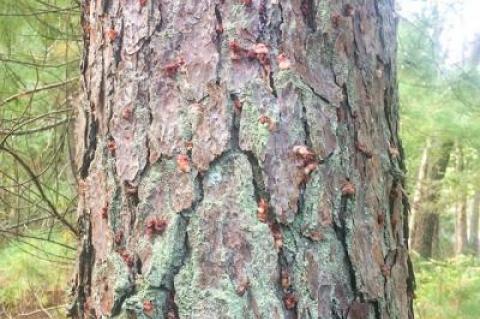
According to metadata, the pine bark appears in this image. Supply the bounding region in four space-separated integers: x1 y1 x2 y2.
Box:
70 1 414 318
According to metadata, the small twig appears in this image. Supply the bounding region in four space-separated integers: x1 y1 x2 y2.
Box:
0 118 69 136
18 304 66 317
0 77 78 107
0 146 78 236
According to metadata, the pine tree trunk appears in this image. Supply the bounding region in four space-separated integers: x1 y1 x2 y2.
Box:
70 1 414 318
469 191 480 255
410 140 452 258
454 145 468 256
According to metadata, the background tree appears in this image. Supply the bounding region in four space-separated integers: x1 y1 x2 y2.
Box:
397 1 480 316
469 191 480 255
70 0 414 318
398 0 480 259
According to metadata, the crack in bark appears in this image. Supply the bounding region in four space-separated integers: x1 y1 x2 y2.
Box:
230 93 241 151
113 18 124 67
258 0 267 42
301 0 317 32
80 117 97 179
373 300 381 319
269 68 278 98
101 0 110 14
303 80 332 106
68 211 94 318
244 150 267 201
80 1 90 88
334 79 362 302
276 1 284 47
301 102 313 149
239 132 297 317
333 196 359 299
214 3 224 85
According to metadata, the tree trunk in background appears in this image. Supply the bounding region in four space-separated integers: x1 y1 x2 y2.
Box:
408 140 430 248
454 145 468 256
70 1 414 318
411 140 452 258
469 191 480 255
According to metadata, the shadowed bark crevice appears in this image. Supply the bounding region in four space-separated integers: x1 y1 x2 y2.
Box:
301 0 317 32
334 196 358 298
214 3 224 85
80 117 97 179
68 212 94 318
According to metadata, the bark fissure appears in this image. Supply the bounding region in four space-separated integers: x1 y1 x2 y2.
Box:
301 0 317 32
68 212 94 318
214 3 224 85
276 1 284 47
258 0 268 41
163 172 205 317
334 196 358 298
79 117 97 179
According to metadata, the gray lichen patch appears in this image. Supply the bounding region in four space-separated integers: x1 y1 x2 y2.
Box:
175 152 284 318
238 80 278 161
299 164 338 241
144 214 188 289
138 158 198 218
90 253 134 317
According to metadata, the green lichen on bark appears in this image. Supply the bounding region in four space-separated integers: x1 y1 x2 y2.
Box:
175 152 282 318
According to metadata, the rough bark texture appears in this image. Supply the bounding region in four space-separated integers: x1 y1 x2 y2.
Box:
71 1 414 318
410 140 452 258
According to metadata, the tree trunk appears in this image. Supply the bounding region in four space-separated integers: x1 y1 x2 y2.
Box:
410 140 452 258
70 1 414 318
408 140 430 248
469 191 480 255
454 145 468 256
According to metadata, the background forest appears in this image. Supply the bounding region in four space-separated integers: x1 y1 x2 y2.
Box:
0 0 479 318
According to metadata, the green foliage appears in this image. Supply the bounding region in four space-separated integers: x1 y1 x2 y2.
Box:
413 255 480 319
398 1 480 315
398 1 480 193
0 0 80 248
0 233 74 313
